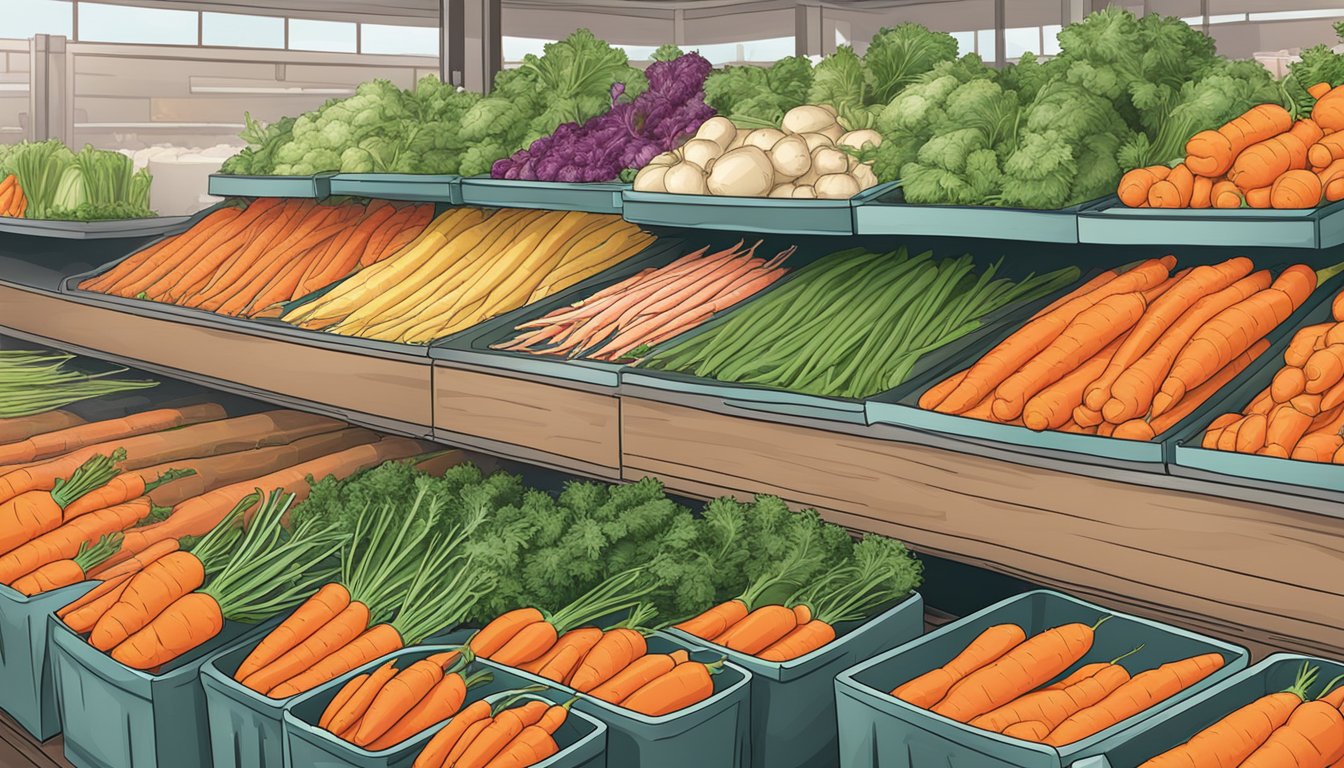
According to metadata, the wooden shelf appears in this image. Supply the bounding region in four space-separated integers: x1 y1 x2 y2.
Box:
4 281 1342 661
0 712 68 768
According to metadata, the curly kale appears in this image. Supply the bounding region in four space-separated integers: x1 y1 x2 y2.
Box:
707 56 814 127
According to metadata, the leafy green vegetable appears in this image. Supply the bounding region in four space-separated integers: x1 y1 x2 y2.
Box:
1 140 154 220
706 57 814 128
651 44 684 62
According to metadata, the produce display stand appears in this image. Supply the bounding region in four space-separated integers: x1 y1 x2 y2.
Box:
282 648 608 768
1084 653 1344 767
0 216 196 241
620 184 891 236
460 176 627 213
206 173 334 200
833 590 1249 768
327 173 463 202
851 184 1101 244
1077 197 1344 249
48 615 281 768
0 583 97 742
665 594 924 768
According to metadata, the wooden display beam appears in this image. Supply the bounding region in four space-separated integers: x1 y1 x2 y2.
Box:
619 392 1344 661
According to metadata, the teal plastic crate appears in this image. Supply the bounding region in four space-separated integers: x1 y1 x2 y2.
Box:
834 590 1249 768
851 184 1100 244
461 176 627 213
282 646 607 768
570 632 751 768
0 581 96 740
200 641 291 768
620 184 890 236
1085 654 1344 768
50 614 280 768
1078 196 1344 249
866 259 1344 472
665 593 923 768
1168 286 1344 502
624 256 1098 428
208 173 334 199
328 174 462 203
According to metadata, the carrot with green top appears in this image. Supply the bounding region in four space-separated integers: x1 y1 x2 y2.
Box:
893 624 1026 708
0 450 124 555
11 534 121 596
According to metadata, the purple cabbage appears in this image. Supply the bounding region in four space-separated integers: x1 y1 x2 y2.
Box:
492 53 715 182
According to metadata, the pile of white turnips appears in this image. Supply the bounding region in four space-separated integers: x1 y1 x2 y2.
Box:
633 105 883 199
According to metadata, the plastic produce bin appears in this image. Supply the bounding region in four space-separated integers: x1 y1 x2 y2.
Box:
282 646 608 768
207 172 334 199
50 614 279 768
1085 654 1344 768
328 174 462 203
570 632 751 768
665 593 923 768
0 215 196 241
620 183 894 236
0 581 96 740
461 176 627 214
624 256 1098 429
834 590 1249 768
429 237 688 389
1168 287 1344 503
865 259 1344 472
851 184 1101 244
199 641 291 768
1077 196 1344 249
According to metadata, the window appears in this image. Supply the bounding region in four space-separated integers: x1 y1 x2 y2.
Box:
361 23 438 56
976 29 996 62
288 19 355 53
502 36 551 62
1004 26 1039 59
202 12 283 49
949 30 975 56
78 3 198 45
1042 24 1062 56
615 44 658 61
0 0 72 39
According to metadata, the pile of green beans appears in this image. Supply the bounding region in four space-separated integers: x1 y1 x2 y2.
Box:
640 247 1079 399
0 350 157 418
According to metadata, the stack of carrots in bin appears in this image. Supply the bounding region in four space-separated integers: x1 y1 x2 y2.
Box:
1141 664 1344 766
891 620 1226 746
922 255 1336 440
413 692 579 768
1119 82 1344 209
468 570 724 716
79 198 434 318
494 240 791 362
0 174 26 217
1201 289 1344 462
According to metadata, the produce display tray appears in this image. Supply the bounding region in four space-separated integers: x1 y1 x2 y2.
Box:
665 593 923 768
623 254 1100 429
282 646 607 768
0 582 96 741
834 589 1250 768
328 173 462 202
1168 290 1344 503
851 183 1101 244
0 214 195 241
207 172 334 199
619 182 893 236
1084 654 1344 768
1077 196 1344 249
865 258 1344 472
429 236 689 389
49 614 280 768
461 176 627 213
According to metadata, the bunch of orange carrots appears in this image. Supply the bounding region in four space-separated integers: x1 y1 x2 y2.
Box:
494 241 791 362
1119 82 1344 209
1142 664 1344 766
1201 289 1344 462
892 621 1226 746
283 209 655 344
78 198 433 318
232 486 484 699
0 174 27 218
922 255 1330 439
413 691 578 768
467 572 723 717
314 650 491 752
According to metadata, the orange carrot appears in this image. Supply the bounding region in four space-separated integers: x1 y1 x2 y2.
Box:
12 534 120 596
489 620 560 667
110 591 224 669
674 599 749 640
454 701 550 768
1211 180 1243 208
363 668 479 751
1272 169 1324 209
1119 166 1172 207
0 411 85 445
90 549 211 650
1190 176 1213 208
327 661 398 736
1314 85 1344 132
471 608 544 658
757 620 838 662
1044 653 1226 746
1229 119 1324 191
1274 366 1308 403
1246 185 1273 208
321 673 368 731
1114 341 1267 442
713 605 798 656
480 726 559 768
241 600 372 695
0 497 159 585
0 405 224 467
570 628 649 692
971 663 1131 734
1305 344 1344 394
933 618 1107 723
590 653 681 704
919 371 968 411
0 451 124 555
1187 104 1293 177
519 627 602 677
413 699 492 768
1149 164 1195 208
892 624 1027 708
86 537 177 580
1023 338 1123 431
267 623 405 699
354 654 463 746
235 583 351 682
61 575 133 634
621 660 719 716
1238 698 1344 767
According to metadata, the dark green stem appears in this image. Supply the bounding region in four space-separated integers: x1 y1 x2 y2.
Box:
143 468 196 493
51 448 126 509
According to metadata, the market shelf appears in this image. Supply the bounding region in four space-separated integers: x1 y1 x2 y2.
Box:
207 173 333 199
1078 197 1344 249
460 176 627 213
0 283 435 438
618 390 1344 661
851 184 1099 244
0 215 196 241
